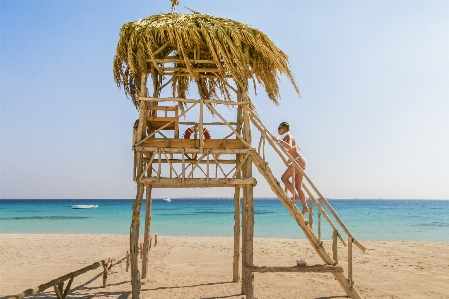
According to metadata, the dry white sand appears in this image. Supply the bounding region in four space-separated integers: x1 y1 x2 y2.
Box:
1 234 448 299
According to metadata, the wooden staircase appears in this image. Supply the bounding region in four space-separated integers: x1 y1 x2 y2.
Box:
248 110 365 299
251 152 363 298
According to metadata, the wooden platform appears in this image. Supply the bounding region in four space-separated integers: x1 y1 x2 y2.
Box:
138 177 257 187
142 138 248 149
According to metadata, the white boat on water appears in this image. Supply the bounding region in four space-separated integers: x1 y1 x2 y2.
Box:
163 197 172 203
71 205 98 209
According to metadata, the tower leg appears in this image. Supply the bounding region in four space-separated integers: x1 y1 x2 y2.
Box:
241 155 254 298
142 186 152 279
130 183 144 299
233 185 241 282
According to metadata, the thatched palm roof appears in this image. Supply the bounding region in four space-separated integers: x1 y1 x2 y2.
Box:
113 12 299 108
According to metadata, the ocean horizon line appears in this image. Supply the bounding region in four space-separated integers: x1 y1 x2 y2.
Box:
1 198 448 201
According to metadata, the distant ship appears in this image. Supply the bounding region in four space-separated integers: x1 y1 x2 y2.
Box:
163 197 172 203
71 205 98 209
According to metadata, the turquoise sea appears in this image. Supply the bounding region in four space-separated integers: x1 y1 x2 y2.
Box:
0 199 448 242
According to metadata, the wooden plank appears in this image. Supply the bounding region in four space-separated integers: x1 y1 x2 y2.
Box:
136 146 252 155
154 58 216 64
142 139 248 149
146 158 236 165
138 96 251 106
139 178 256 188
163 73 233 78
245 265 343 273
147 106 177 112
162 67 225 73
179 121 237 126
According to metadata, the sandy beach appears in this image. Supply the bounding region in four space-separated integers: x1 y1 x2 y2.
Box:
1 234 448 299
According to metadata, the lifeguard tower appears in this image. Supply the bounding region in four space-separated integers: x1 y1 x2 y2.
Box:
114 4 365 299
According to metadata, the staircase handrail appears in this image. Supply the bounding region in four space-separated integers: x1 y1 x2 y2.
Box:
248 109 365 252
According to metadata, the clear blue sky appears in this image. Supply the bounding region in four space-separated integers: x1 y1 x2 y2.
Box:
1 0 448 199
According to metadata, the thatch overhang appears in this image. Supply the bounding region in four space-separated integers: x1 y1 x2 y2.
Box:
113 12 299 108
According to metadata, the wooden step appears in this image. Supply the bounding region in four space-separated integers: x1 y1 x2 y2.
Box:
245 265 343 273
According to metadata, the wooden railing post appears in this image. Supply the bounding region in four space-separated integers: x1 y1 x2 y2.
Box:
318 199 322 243
308 196 313 230
348 235 353 289
332 230 338 265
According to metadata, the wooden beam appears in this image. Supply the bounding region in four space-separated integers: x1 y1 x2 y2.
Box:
154 58 216 64
139 177 256 188
179 121 238 126
152 41 170 56
162 67 225 73
163 72 233 78
136 146 252 155
144 158 236 165
204 102 251 148
245 265 343 273
138 96 251 106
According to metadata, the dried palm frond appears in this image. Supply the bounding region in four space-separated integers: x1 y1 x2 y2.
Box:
113 12 299 108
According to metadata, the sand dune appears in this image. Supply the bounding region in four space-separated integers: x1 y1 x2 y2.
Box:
1 234 448 298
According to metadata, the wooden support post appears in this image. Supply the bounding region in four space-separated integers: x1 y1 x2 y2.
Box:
199 98 204 152
142 186 152 279
318 200 322 243
102 259 111 288
233 184 241 282
234 91 243 285
332 230 338 265
130 183 144 299
308 196 313 230
348 235 353 289
62 276 73 299
53 282 63 299
241 84 254 298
